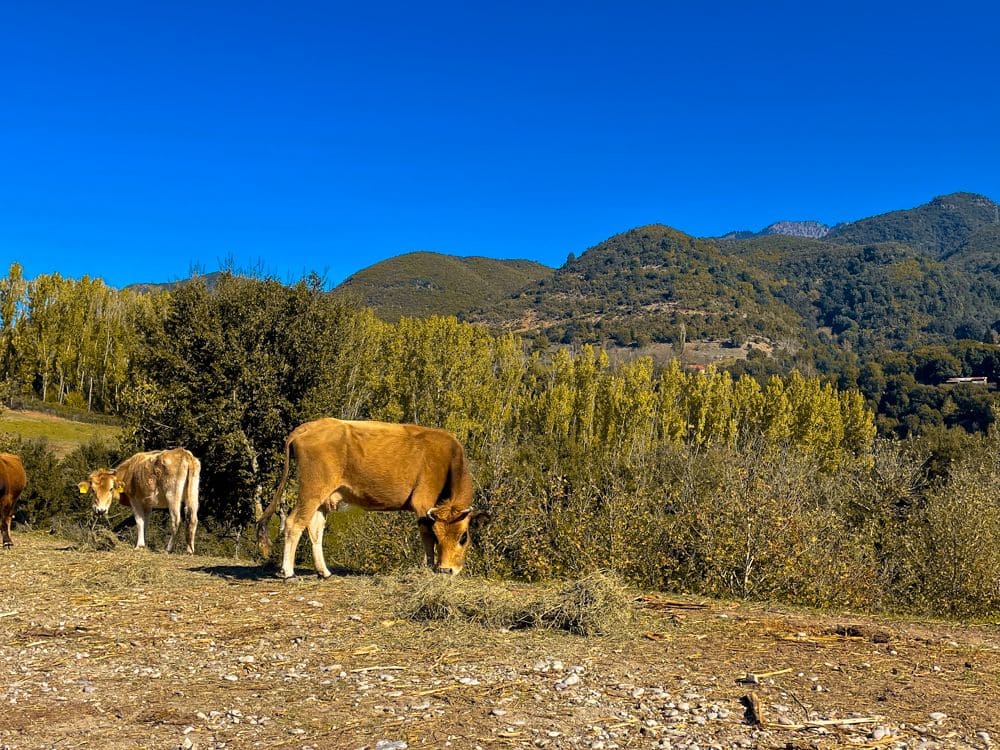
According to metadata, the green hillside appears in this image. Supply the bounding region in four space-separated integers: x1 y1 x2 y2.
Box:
476 224 804 346
333 252 552 321
827 192 999 258
724 234 1000 348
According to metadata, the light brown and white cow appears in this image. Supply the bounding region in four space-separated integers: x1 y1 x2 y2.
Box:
79 448 201 553
256 418 487 579
0 453 27 549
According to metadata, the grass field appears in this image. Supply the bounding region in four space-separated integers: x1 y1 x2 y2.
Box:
0 408 121 455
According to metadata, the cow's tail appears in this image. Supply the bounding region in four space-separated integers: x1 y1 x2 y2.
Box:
256 435 294 558
185 454 201 520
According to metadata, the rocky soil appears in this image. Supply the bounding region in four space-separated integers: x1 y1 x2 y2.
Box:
0 534 997 749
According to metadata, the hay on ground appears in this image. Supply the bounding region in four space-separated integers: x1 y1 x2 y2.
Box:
75 551 171 591
48 517 121 552
392 570 636 637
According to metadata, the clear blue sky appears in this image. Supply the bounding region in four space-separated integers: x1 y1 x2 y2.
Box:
3 1 999 288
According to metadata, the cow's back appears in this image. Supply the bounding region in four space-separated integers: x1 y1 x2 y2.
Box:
117 448 195 506
0 454 26 495
290 418 468 511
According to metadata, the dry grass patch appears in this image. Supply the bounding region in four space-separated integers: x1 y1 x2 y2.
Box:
391 569 637 636
72 549 171 592
47 517 121 552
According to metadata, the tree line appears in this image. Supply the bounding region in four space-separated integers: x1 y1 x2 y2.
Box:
3 266 1000 617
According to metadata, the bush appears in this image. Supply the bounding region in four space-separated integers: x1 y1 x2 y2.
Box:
907 443 1000 617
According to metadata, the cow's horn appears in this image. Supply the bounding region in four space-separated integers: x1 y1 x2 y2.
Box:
426 508 438 522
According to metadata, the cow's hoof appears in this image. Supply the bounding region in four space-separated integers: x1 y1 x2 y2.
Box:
316 570 332 580
2 542 12 549
279 574 298 583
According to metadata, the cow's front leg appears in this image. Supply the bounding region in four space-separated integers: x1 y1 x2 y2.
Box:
307 510 332 579
1 504 12 549
133 505 149 550
418 522 437 569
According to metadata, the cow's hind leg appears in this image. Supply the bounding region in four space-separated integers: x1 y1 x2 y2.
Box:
307 509 332 579
185 502 198 554
280 512 309 580
165 503 182 553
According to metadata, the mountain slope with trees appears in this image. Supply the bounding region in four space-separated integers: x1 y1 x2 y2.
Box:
473 224 805 348
826 192 999 258
333 251 552 321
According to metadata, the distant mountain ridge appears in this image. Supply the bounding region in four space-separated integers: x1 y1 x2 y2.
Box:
334 191 1000 354
720 220 830 240
129 191 1000 357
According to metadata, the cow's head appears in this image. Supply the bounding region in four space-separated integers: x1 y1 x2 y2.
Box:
419 506 490 575
79 470 124 515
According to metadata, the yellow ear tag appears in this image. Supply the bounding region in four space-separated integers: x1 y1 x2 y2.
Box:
78 482 90 494
115 481 125 493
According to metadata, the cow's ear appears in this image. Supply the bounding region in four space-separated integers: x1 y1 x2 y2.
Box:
453 508 473 523
77 481 90 494
471 510 492 529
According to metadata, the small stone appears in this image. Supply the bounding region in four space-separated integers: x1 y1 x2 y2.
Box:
490 708 507 717
222 675 238 682
928 712 947 723
976 730 992 745
631 688 645 699
872 726 892 740
374 742 408 750
556 672 581 689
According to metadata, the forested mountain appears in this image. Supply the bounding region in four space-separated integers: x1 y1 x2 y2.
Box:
449 193 999 354
332 252 551 321
472 224 804 347
719 234 1000 349
827 192 999 258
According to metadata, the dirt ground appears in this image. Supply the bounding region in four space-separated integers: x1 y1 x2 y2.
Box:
1 534 997 750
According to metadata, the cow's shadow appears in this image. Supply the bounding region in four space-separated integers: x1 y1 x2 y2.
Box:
191 562 367 582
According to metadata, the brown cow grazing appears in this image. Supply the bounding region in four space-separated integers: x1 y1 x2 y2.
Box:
0 453 27 549
79 448 201 553
257 418 487 580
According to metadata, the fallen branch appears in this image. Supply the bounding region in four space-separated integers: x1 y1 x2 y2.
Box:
349 665 405 673
636 595 709 610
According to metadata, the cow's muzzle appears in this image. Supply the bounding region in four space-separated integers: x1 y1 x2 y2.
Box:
93 507 107 517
